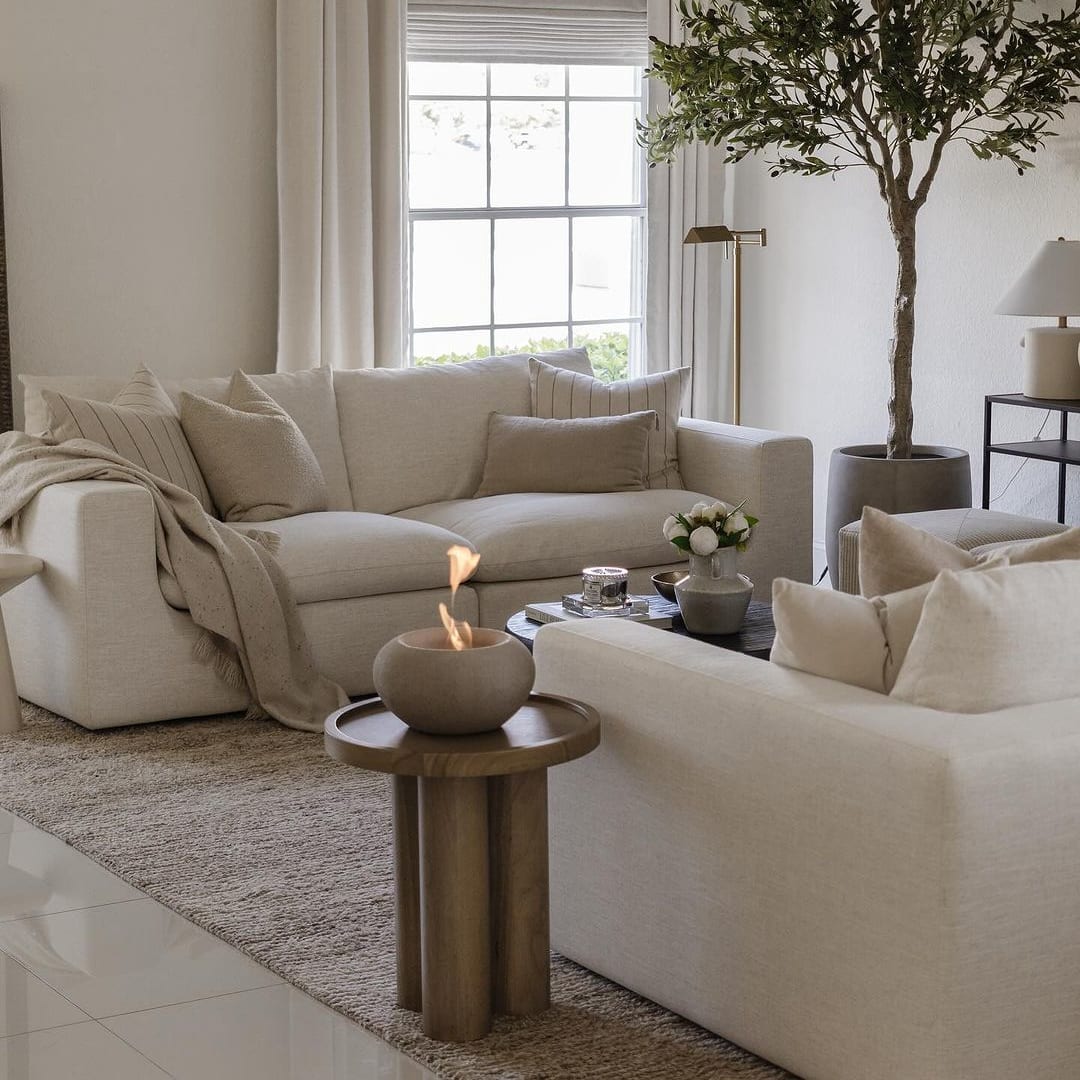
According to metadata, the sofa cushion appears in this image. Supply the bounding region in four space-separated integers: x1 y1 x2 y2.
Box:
891 560 1080 713
859 506 1080 597
396 489 713 582
475 411 655 497
158 512 470 609
334 349 593 515
530 359 690 489
41 368 215 514
23 368 353 512
181 373 328 523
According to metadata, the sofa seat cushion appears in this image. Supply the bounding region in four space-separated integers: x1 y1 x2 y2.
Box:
159 512 469 608
396 490 714 582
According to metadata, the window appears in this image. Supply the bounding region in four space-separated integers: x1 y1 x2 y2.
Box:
407 61 647 382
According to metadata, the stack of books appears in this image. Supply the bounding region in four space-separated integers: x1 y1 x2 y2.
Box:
524 594 680 628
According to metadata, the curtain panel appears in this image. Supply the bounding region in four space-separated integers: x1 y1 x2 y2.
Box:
644 1 730 422
276 0 407 372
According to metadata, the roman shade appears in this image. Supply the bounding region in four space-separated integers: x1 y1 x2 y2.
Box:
407 1 648 64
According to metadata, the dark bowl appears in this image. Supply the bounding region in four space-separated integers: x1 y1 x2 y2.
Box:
652 570 688 603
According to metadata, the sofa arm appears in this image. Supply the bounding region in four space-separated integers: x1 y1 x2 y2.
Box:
534 618 1080 1080
677 418 813 588
0 480 246 726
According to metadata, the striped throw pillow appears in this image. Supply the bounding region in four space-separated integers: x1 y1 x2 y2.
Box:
42 368 214 513
530 359 690 489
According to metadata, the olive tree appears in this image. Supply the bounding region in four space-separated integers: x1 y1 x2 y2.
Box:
643 1 1080 457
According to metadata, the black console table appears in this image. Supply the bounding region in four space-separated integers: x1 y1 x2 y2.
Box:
983 393 1080 523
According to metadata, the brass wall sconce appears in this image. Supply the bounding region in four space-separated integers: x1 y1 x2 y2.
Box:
684 225 767 425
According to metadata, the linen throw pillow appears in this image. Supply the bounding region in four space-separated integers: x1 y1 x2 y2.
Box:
474 411 656 497
42 367 214 513
858 506 1080 597
890 560 1080 713
771 567 1002 694
770 579 890 693
181 371 328 523
530 359 690 489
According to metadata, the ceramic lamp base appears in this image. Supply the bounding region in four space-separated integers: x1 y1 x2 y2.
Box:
1021 327 1080 399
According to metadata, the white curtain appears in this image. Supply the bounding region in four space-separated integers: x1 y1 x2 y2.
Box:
644 1 731 421
276 0 407 372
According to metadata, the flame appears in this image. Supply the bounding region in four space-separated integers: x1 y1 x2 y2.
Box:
441 545 480 650
439 601 474 651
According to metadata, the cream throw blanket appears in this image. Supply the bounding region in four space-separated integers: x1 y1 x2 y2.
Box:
0 432 347 731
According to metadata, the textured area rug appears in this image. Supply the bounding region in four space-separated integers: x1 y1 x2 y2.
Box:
0 702 791 1079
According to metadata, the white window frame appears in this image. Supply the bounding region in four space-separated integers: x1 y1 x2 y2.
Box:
407 63 648 371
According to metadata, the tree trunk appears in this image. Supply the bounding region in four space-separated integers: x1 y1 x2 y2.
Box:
887 200 917 459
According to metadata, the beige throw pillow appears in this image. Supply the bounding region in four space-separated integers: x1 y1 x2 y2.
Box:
858 506 1080 597
770 579 890 693
42 367 214 513
181 371 328 522
530 359 689 489
474 411 655 497
890 561 1080 713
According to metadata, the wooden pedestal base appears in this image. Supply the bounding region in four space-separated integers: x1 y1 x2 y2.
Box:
393 769 549 1041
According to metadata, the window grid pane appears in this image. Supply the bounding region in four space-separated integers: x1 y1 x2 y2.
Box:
408 62 645 373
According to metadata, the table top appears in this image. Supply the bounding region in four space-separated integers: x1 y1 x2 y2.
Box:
325 693 600 777
506 598 775 660
0 555 44 598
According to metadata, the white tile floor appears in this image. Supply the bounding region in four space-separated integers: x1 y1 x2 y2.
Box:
0 811 434 1079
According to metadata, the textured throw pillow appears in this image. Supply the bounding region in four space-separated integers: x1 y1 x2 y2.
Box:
474 411 655 497
530 359 689 489
890 560 1080 713
770 579 890 693
858 506 1080 597
42 367 214 513
181 371 328 523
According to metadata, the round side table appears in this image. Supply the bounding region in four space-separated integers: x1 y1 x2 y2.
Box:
0 555 44 734
325 693 600 1043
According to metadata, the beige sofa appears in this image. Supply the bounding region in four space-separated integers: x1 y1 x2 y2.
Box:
3 351 812 728
535 618 1080 1080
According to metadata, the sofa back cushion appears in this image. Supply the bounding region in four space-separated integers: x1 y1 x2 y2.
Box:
21 367 352 511
333 349 593 514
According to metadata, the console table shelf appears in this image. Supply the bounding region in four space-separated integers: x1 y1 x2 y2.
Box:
983 394 1080 523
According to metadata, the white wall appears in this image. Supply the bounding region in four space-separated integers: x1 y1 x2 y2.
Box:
733 111 1080 556
0 0 277 427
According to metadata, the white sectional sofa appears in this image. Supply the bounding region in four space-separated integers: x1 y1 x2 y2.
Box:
2 352 812 729
534 618 1080 1080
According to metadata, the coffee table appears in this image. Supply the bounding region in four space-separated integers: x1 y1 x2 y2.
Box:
506 598 775 660
325 693 600 1043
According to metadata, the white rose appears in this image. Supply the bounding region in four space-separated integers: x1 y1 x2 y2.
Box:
689 525 720 556
723 511 749 536
691 501 710 519
701 500 732 523
662 515 688 541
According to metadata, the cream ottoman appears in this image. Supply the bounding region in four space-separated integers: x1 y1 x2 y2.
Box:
836 507 1070 594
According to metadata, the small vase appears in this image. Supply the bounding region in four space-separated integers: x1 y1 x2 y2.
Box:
674 548 753 635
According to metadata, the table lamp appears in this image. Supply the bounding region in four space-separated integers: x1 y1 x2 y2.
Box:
685 225 767 425
996 237 1080 399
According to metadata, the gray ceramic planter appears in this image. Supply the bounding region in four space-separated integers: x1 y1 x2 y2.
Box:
825 444 972 588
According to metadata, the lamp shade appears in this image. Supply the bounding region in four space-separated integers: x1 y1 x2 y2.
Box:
996 239 1080 316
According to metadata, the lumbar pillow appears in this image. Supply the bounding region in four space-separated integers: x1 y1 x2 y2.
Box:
858 506 1080 597
890 560 1080 713
770 578 890 693
42 367 214 513
181 371 328 522
529 359 689 489
474 411 655 498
